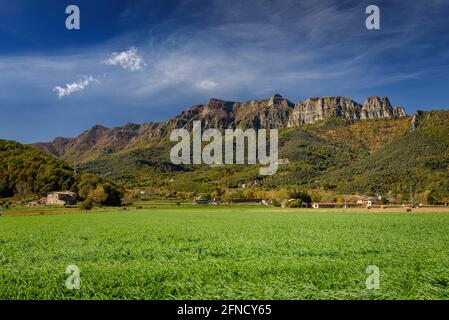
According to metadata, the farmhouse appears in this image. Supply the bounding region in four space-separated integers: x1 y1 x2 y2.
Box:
46 191 77 206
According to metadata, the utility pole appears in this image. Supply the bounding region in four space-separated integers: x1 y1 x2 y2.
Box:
410 186 413 207
74 162 77 178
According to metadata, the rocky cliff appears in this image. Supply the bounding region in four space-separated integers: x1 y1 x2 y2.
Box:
288 97 361 126
33 94 408 162
288 96 406 126
163 94 295 131
360 97 406 120
159 94 406 130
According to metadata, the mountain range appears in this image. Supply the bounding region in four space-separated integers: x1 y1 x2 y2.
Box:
34 95 406 162
28 94 449 204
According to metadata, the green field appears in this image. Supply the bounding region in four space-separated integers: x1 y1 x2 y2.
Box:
1 206 449 300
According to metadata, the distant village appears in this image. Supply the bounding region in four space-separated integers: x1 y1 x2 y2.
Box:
7 190 396 210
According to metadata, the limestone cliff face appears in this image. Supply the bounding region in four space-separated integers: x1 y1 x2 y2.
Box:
164 94 405 131
287 96 406 126
233 94 294 129
288 97 361 126
360 97 406 120
163 99 236 131
162 94 295 130
33 94 408 162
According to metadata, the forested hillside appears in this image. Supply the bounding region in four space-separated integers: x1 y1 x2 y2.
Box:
0 139 75 198
78 117 410 192
319 111 449 203
0 140 123 205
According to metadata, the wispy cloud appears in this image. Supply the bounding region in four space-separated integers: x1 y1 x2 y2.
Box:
126 0 449 100
2 0 449 143
104 47 146 71
53 76 98 98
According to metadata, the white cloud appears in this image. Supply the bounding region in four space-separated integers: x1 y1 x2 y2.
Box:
104 47 146 71
195 80 218 90
53 76 97 98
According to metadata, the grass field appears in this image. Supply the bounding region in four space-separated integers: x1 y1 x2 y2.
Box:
1 206 449 300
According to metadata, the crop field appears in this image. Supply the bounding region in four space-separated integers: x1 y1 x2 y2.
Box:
0 206 449 300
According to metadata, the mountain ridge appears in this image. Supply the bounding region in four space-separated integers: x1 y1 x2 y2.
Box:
25 101 449 203
33 94 407 162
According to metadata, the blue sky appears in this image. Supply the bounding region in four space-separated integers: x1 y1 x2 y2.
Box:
1 0 449 143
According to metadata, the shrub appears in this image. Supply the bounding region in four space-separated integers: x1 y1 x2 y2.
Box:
78 174 123 206
288 200 303 208
79 199 94 211
288 190 312 204
272 199 281 207
197 193 211 201
426 190 440 205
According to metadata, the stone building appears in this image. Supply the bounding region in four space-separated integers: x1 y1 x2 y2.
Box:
46 191 78 206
